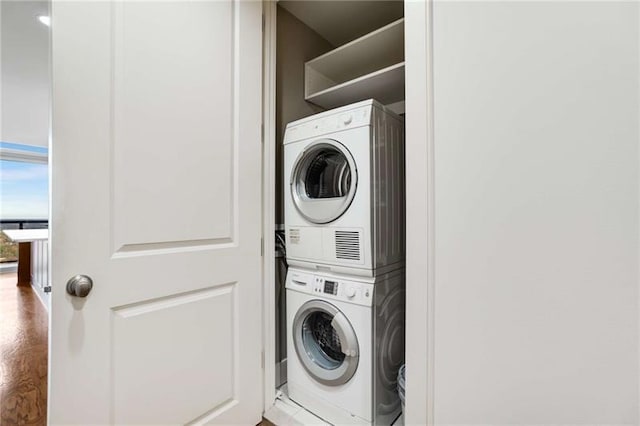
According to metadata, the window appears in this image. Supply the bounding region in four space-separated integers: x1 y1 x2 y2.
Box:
0 142 48 263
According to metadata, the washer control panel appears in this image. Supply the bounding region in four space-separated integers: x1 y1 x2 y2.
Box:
286 269 374 307
322 279 338 295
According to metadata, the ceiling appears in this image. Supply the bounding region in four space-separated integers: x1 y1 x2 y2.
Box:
1 1 50 148
278 0 403 47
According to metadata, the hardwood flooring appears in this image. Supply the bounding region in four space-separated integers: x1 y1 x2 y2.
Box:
0 273 48 426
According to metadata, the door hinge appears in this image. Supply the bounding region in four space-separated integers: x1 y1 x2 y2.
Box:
44 286 52 293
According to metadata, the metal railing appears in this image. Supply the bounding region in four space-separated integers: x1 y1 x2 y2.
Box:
0 220 48 230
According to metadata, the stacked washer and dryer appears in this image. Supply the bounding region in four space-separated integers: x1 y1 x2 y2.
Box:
283 99 406 425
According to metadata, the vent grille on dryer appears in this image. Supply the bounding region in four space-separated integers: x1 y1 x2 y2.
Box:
335 231 360 261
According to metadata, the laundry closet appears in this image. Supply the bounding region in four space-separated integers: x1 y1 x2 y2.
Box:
266 2 407 424
47 1 640 424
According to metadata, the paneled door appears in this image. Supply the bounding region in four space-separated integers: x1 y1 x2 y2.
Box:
49 1 263 424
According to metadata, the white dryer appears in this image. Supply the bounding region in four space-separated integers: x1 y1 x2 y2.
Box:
286 267 405 425
283 99 404 277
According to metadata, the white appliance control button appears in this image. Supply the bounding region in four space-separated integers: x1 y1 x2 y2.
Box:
342 114 353 125
345 286 356 298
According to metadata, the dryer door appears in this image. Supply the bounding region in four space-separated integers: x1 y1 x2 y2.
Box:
290 139 357 224
292 299 359 386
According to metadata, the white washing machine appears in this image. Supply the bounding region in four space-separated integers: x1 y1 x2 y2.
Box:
286 267 405 425
283 99 405 277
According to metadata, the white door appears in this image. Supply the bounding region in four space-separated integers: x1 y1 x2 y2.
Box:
49 1 263 424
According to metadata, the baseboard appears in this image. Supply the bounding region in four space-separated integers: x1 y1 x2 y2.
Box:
30 282 49 311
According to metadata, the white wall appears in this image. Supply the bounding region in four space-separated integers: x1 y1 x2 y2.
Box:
1 1 50 148
432 1 639 424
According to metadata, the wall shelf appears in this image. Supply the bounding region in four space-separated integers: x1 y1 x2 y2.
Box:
305 18 405 109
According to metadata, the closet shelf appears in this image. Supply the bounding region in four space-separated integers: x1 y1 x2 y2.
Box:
305 18 405 109
306 63 405 110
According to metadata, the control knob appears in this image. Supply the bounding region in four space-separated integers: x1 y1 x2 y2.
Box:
341 114 353 125
345 286 356 299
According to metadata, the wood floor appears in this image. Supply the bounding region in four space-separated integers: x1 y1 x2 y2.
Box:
0 273 48 426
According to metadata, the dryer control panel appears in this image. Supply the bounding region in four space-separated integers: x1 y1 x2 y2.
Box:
286 268 374 307
283 103 373 144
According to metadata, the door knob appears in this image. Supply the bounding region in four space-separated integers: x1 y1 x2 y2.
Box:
66 275 93 297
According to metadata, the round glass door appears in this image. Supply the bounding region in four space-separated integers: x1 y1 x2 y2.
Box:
290 139 357 224
293 300 359 386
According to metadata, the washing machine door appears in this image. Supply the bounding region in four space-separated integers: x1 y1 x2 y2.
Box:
290 139 357 224
292 299 359 386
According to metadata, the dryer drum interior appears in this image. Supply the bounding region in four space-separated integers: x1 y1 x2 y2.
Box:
304 150 352 199
291 140 358 224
